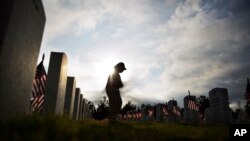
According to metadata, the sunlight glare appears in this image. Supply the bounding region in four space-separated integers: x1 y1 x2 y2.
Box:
94 58 117 80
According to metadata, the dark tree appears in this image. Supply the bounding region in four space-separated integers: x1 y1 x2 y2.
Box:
232 108 242 122
92 96 109 120
86 100 96 114
120 101 136 115
197 95 209 121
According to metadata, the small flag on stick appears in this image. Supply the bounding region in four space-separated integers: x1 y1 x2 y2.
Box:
187 90 199 111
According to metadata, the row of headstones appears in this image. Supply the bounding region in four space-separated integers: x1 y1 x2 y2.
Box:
117 102 181 122
119 88 232 124
0 0 92 120
123 102 182 123
43 52 92 120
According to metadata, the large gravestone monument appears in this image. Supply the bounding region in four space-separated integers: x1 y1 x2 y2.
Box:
0 0 46 119
73 88 81 120
63 76 76 118
208 88 232 124
183 95 199 123
44 52 68 116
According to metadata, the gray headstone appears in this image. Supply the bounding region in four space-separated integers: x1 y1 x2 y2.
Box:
183 95 199 123
208 88 232 124
44 52 68 116
156 104 164 122
63 76 76 118
73 88 81 120
0 0 46 119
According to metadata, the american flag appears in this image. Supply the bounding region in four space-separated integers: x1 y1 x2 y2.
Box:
173 106 181 116
136 112 142 119
30 54 47 112
187 90 199 111
148 109 154 117
188 99 199 111
244 78 250 103
163 106 168 116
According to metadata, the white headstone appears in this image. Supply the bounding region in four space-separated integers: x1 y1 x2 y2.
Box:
0 0 46 119
63 76 76 118
44 52 68 116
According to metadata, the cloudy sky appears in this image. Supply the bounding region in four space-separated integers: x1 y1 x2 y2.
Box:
39 0 250 108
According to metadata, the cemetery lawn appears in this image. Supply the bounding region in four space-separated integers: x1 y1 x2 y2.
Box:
0 116 228 141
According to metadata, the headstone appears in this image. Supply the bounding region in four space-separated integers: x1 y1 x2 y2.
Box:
73 88 81 120
148 106 155 121
44 52 68 116
78 94 83 120
82 98 86 119
0 0 46 119
63 76 76 118
83 99 87 119
168 100 181 122
141 107 147 121
205 108 210 122
208 88 232 124
183 95 199 123
163 106 168 122
156 103 164 122
83 99 91 119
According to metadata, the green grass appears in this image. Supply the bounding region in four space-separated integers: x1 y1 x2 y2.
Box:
0 116 229 141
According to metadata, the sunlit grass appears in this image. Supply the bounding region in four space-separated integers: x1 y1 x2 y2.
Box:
0 116 229 141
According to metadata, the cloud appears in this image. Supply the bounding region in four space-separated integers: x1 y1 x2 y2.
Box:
42 0 158 42
40 0 250 107
156 0 250 103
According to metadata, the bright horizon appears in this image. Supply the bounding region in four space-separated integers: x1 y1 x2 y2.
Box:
38 0 250 109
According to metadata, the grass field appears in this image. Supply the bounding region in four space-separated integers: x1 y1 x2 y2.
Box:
0 116 229 141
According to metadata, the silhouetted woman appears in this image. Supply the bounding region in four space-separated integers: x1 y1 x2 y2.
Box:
105 62 126 122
